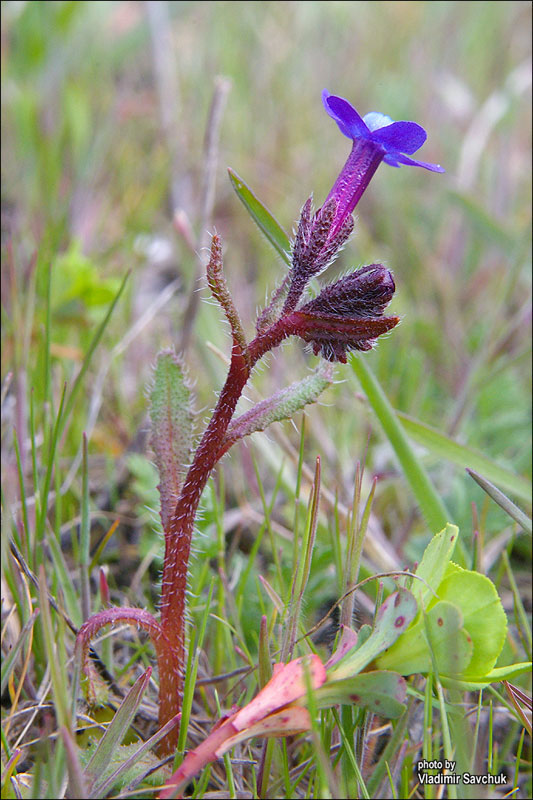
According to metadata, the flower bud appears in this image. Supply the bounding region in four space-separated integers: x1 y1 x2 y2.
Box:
291 264 398 363
303 265 395 319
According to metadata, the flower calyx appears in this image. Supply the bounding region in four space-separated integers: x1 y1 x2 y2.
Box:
283 196 354 314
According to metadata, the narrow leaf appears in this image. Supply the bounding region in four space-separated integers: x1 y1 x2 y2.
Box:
216 706 311 753
258 615 272 689
47 532 81 627
350 353 450 533
228 168 291 264
38 565 71 731
466 468 532 534
398 412 531 504
413 523 459 608
233 655 326 731
61 727 89 799
91 713 181 797
83 667 152 790
206 233 248 355
149 349 194 531
0 609 40 695
258 575 285 614
80 433 91 621
220 363 334 456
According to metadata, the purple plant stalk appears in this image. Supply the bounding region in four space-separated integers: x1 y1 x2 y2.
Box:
75 91 443 755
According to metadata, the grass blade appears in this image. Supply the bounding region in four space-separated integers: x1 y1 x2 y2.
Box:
38 565 71 732
46 534 81 628
350 354 450 533
0 609 39 696
398 412 531 504
80 433 91 621
83 667 152 789
61 726 89 799
466 469 532 534
36 381 67 542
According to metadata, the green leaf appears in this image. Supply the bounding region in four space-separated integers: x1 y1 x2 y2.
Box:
83 668 152 791
149 349 195 531
397 412 532 505
314 670 407 718
437 563 507 678
221 363 334 455
90 715 180 797
447 662 532 689
47 528 81 627
376 559 508 683
413 523 459 608
52 240 120 313
349 353 450 533
228 168 291 265
376 601 472 676
425 602 474 676
326 589 418 681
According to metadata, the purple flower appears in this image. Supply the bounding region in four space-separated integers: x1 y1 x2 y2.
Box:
323 90 444 234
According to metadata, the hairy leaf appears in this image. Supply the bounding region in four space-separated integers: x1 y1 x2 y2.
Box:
220 362 334 456
83 668 152 792
149 349 194 531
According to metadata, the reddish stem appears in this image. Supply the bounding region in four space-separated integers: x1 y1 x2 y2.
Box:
75 607 173 706
157 316 297 749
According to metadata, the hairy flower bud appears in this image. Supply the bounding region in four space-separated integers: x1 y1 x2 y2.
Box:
291 264 399 362
303 265 395 318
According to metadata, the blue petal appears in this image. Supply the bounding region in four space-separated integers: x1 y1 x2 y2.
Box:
384 151 445 172
322 90 369 140
371 121 427 155
382 155 402 168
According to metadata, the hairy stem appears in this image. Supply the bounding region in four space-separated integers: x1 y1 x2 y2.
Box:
158 314 297 748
